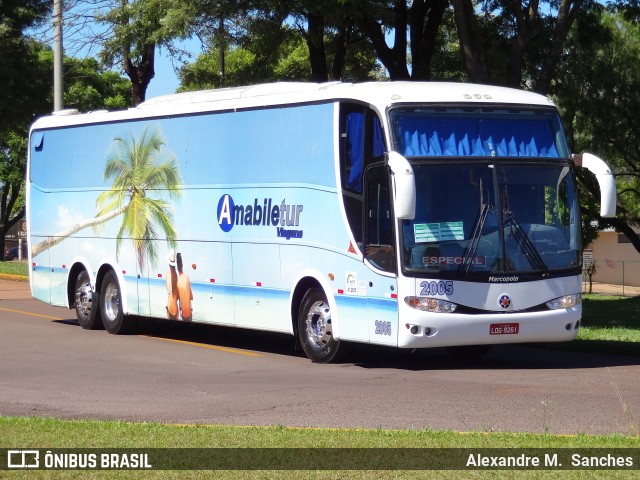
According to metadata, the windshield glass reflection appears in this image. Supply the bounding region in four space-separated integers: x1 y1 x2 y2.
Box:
402 163 581 278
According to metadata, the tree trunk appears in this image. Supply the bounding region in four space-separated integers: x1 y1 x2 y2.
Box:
506 0 539 88
535 0 582 95
331 24 349 81
0 184 23 261
124 43 156 106
306 12 329 82
451 0 489 83
409 0 448 81
355 1 411 80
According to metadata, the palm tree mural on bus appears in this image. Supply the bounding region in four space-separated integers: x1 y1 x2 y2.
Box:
31 126 181 271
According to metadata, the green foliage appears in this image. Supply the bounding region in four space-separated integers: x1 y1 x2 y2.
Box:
0 261 28 277
0 415 637 480
553 10 640 249
64 57 132 111
179 28 379 91
564 295 640 356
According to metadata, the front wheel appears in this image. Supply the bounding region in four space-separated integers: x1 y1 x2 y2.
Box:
298 288 342 363
74 269 102 330
100 270 135 334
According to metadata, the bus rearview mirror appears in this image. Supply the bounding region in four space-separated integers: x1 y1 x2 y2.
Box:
573 153 617 218
387 152 416 220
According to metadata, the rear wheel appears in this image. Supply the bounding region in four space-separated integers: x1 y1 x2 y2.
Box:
74 270 102 330
298 288 342 363
100 270 135 334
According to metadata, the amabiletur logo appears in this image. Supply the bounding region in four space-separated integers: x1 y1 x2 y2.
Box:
7 450 40 469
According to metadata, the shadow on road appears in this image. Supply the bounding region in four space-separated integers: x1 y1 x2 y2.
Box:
52 316 640 371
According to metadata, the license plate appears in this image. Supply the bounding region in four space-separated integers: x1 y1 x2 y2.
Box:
490 323 519 335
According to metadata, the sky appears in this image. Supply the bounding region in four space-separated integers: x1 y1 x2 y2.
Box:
146 49 182 99
32 4 202 102
145 37 205 98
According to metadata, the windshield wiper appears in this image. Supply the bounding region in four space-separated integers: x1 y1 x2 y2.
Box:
460 202 491 276
503 210 549 275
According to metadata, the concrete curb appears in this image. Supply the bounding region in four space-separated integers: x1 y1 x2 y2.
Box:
0 273 28 282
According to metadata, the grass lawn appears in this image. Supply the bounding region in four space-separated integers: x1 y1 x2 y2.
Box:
0 260 28 278
550 295 640 356
1 416 639 479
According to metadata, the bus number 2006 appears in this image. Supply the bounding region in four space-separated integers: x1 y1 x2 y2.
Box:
374 320 392 336
420 280 454 296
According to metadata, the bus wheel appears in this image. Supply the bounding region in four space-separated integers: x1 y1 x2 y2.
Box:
446 345 492 359
74 270 102 329
298 288 341 363
100 270 134 334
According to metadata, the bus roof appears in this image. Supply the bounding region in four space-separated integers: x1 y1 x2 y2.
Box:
30 81 556 131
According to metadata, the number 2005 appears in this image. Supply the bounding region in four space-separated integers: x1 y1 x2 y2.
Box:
374 320 392 336
419 280 454 296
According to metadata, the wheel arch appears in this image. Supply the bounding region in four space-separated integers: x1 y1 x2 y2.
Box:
66 257 94 309
289 270 340 340
66 258 129 314
94 259 129 315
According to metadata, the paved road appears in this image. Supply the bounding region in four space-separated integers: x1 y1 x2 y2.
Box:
1 278 638 435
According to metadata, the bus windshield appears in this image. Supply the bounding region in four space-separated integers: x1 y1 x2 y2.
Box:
401 163 581 278
389 106 579 278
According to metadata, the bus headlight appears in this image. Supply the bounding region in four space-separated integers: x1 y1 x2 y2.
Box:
404 296 457 313
546 293 581 310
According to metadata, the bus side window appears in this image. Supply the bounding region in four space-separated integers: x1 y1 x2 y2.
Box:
340 104 387 249
364 165 395 272
344 110 365 193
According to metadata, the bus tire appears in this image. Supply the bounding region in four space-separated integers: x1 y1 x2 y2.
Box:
100 270 135 334
446 345 492 359
74 269 102 330
298 288 342 363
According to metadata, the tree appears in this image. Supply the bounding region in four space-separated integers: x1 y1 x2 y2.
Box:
438 0 597 92
165 0 380 85
554 9 640 253
0 133 30 260
1 1 51 260
64 56 132 111
178 23 379 90
0 38 132 260
286 0 377 82
350 0 448 80
99 1 156 106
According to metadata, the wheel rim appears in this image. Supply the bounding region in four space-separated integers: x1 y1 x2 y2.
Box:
103 282 120 322
75 281 93 319
305 300 332 348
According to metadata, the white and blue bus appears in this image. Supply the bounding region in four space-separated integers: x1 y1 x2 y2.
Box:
27 82 616 362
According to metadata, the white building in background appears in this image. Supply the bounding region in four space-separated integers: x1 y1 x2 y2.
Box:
585 228 640 287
